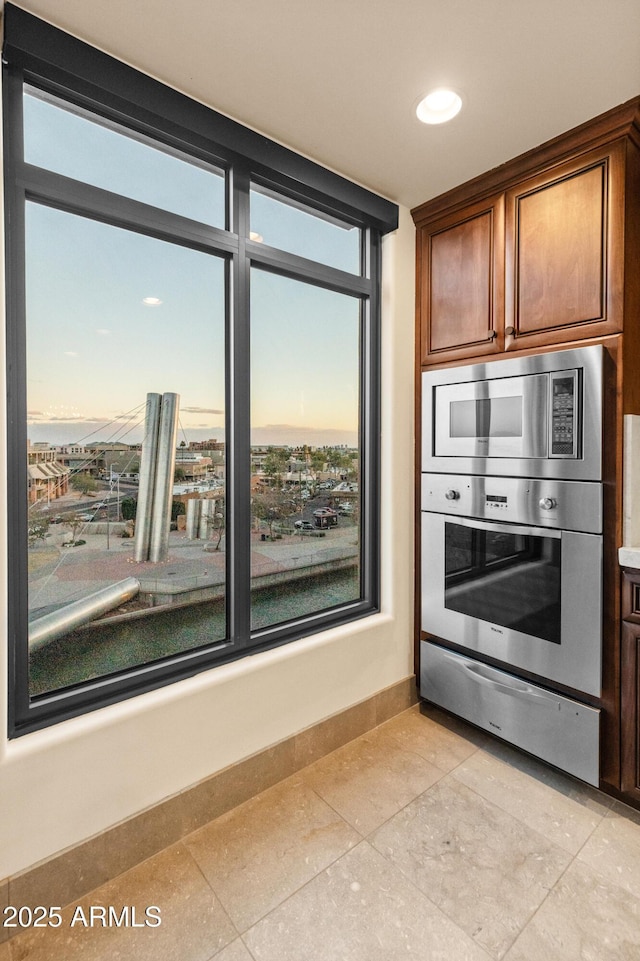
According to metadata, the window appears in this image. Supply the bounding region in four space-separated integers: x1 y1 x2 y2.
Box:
3 5 398 734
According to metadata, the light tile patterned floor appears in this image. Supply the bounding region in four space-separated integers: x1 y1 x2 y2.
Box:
6 703 640 960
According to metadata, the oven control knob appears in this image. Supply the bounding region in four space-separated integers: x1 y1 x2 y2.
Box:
539 497 557 510
445 489 460 501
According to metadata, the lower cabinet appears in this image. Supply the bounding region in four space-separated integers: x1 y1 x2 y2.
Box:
621 569 640 803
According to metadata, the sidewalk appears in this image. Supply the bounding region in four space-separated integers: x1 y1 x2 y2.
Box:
28 526 358 618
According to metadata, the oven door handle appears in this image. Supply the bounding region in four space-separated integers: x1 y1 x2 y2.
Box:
463 661 561 707
435 513 562 540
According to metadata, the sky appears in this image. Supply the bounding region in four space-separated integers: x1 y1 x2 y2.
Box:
23 89 362 450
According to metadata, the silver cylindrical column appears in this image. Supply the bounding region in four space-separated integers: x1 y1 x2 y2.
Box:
199 498 217 539
149 392 180 563
186 498 202 539
29 577 140 652
134 393 161 563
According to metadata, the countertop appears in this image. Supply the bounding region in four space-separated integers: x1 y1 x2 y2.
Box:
619 547 640 570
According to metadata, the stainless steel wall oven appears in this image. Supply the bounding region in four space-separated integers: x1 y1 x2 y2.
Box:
420 345 604 786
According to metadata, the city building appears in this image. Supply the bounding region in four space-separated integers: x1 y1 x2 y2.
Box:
174 449 213 481
27 440 69 505
188 438 224 452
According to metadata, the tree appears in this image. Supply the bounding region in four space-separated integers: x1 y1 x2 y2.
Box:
120 496 137 521
28 510 50 546
263 447 289 486
204 497 225 550
310 450 326 474
252 488 293 539
171 500 186 522
325 447 352 480
63 512 85 545
70 472 98 496
307 449 326 495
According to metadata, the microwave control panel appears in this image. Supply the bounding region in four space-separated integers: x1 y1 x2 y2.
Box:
550 369 580 458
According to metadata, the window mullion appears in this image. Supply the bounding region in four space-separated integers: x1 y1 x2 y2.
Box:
228 166 252 647
3 66 30 735
247 242 371 298
360 230 382 608
22 164 239 257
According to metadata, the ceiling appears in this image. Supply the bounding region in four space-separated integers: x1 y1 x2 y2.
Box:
7 0 640 211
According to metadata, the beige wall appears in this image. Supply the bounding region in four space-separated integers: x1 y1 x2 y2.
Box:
0 61 416 875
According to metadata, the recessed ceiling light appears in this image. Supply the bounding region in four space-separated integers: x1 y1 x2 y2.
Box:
416 89 462 125
142 296 163 306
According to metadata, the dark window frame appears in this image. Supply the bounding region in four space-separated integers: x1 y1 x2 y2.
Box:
3 5 397 736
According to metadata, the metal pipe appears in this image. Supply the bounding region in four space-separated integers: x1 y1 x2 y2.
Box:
29 577 140 652
134 393 161 563
149 392 180 563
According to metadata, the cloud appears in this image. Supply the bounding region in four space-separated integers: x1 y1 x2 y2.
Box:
28 414 112 424
251 423 358 446
63 351 79 357
96 328 111 336
259 423 353 434
181 406 224 415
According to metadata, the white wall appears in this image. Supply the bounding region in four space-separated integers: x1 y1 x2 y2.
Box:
0 94 416 878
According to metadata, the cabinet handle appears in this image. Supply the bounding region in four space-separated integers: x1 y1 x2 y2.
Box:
505 326 515 336
488 330 497 340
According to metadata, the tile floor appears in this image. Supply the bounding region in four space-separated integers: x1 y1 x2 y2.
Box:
5 702 640 960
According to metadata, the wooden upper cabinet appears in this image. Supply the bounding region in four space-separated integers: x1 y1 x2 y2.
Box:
504 141 626 351
418 195 504 365
413 98 639 366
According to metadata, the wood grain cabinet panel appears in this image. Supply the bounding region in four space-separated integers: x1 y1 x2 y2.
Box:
418 196 503 365
512 165 605 331
620 623 640 800
621 570 640 803
505 143 626 350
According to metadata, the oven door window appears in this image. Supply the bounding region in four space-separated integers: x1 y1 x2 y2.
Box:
444 521 561 644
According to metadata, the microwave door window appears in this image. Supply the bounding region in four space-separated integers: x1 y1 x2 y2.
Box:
488 397 522 437
450 399 480 437
444 522 561 644
449 397 522 439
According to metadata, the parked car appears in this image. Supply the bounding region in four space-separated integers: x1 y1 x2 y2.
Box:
294 519 314 530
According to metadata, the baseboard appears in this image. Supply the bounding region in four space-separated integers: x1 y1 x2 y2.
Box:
1 675 417 938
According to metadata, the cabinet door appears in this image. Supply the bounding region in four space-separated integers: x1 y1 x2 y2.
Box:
621 571 640 802
418 195 504 365
505 142 626 351
621 619 640 802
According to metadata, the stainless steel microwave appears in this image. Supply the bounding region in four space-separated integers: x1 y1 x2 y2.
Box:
422 345 603 481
